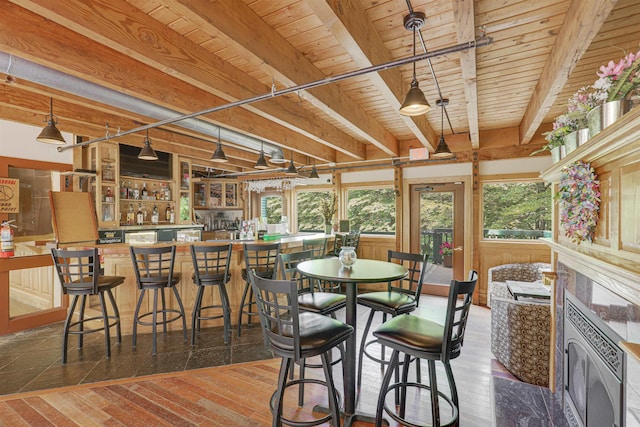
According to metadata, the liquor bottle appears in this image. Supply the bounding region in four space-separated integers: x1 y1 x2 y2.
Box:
141 182 148 198
169 206 175 224
136 203 144 226
142 203 148 221
120 181 127 199
133 183 140 200
165 204 171 222
151 205 159 225
164 184 171 201
127 203 135 225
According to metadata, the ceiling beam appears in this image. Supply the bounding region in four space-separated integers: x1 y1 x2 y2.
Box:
518 0 618 143
306 0 438 151
1 2 335 166
452 0 480 149
169 0 400 157
11 0 366 161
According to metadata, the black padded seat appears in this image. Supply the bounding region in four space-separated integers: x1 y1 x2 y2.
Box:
372 270 478 427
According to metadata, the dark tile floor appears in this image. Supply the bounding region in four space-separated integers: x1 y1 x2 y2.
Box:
0 297 568 426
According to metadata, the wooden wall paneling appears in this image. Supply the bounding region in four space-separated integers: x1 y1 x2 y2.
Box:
620 160 640 254
593 169 612 246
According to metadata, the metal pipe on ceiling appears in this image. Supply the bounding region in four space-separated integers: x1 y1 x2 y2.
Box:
0 52 284 159
48 35 491 153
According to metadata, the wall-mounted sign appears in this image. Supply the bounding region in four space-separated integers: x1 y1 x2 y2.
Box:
0 178 19 213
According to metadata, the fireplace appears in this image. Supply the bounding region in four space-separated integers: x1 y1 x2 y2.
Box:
556 261 640 427
564 292 624 426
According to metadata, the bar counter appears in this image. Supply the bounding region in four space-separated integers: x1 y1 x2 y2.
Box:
87 232 333 336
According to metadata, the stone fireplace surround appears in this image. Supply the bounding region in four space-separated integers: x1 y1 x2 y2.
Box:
551 243 640 426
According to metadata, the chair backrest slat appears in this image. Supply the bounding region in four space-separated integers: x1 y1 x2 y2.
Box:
244 242 280 279
130 245 176 288
387 250 428 303
278 250 315 294
190 243 232 284
51 248 100 294
249 270 300 360
442 270 478 361
302 237 328 259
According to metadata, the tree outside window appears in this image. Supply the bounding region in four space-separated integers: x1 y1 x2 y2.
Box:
482 181 551 239
297 190 330 232
347 187 395 234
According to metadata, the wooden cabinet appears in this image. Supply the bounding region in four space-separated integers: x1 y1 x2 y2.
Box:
177 158 191 224
93 142 119 227
193 179 242 209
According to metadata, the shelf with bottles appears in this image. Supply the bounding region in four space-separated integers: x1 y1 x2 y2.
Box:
118 177 174 203
120 201 176 227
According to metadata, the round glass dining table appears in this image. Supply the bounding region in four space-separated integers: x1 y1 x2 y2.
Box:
296 257 408 424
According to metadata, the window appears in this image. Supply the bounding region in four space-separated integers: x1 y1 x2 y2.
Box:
297 190 330 232
482 181 551 240
260 195 283 224
346 187 395 234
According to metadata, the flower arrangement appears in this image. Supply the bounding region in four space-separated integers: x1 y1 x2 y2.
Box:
439 241 453 257
556 161 600 244
320 193 337 225
594 48 640 102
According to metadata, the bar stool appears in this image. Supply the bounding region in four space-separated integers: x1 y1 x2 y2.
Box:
279 250 347 405
249 270 353 427
237 242 280 337
190 243 232 345
51 248 124 364
130 245 187 355
373 271 478 427
302 237 328 259
356 250 428 387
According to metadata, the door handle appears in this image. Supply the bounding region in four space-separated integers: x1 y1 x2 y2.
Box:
454 246 463 251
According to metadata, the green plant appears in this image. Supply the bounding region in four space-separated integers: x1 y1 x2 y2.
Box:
320 193 337 225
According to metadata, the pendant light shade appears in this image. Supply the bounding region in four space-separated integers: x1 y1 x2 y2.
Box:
433 98 452 158
399 11 430 117
285 151 297 175
138 129 158 160
37 98 66 144
309 165 320 179
254 142 269 169
211 127 228 162
399 79 431 116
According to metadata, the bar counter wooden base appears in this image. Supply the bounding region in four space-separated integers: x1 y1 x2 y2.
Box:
80 233 333 337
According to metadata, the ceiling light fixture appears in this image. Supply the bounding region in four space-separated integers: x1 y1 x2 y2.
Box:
36 98 66 144
269 150 287 164
433 98 452 158
138 129 158 160
309 164 320 180
285 151 297 175
254 141 269 169
399 11 430 116
211 126 228 163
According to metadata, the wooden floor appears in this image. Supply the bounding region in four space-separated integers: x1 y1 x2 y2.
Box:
0 296 562 426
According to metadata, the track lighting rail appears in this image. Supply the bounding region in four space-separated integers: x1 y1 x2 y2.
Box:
58 36 491 153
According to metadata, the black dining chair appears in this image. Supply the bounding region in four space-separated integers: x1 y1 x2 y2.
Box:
130 245 187 355
356 250 428 387
373 270 478 427
249 270 353 427
189 243 233 345
51 248 124 364
237 242 280 337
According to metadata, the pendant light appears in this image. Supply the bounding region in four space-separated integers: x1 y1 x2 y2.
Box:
269 150 286 164
399 12 430 116
138 129 158 160
36 98 66 144
285 151 297 175
433 98 452 158
254 141 269 169
309 164 320 180
211 126 228 162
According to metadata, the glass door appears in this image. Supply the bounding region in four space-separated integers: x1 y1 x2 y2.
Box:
410 182 465 295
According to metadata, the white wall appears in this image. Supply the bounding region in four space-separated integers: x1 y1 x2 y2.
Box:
0 119 73 163
479 156 551 175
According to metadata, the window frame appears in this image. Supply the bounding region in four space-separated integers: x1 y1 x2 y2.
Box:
342 182 396 236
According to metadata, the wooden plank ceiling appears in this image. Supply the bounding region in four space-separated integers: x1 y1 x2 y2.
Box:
1 0 639 175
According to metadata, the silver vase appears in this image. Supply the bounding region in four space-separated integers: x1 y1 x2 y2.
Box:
587 100 634 138
563 131 579 154
577 128 590 146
